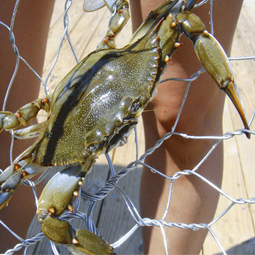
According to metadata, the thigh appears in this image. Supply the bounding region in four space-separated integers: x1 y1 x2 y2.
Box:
129 0 243 164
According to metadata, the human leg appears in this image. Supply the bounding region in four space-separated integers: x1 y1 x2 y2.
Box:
129 0 243 254
0 0 54 252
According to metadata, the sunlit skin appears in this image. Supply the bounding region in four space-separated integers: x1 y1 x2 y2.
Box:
0 2 245 254
130 0 243 254
0 0 54 252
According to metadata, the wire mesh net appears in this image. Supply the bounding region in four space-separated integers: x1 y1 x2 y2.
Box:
0 0 255 254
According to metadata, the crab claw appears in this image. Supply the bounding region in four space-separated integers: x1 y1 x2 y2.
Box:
0 170 22 210
66 230 113 255
37 162 113 254
0 159 48 210
177 12 250 138
221 78 250 137
83 0 106 12
193 31 250 138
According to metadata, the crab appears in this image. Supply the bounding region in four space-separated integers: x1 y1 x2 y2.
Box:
0 0 250 254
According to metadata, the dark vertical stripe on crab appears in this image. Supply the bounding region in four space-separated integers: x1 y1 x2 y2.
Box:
34 51 125 165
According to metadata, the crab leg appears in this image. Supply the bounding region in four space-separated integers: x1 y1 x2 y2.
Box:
0 94 51 133
0 158 49 209
130 0 181 44
176 12 250 137
83 0 106 12
13 121 47 140
97 0 130 49
37 163 113 255
0 138 57 209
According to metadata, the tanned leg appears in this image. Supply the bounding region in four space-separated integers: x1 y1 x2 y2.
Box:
129 1 243 254
0 0 55 252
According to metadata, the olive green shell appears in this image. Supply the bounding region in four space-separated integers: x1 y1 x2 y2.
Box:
31 45 160 166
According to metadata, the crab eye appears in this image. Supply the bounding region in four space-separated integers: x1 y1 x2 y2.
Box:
89 144 98 152
88 141 106 154
131 101 140 113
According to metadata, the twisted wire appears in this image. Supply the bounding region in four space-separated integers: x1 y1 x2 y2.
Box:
0 0 254 254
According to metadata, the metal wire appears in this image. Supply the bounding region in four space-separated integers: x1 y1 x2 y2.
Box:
0 0 254 254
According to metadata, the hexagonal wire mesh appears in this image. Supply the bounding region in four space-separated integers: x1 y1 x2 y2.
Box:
0 0 255 254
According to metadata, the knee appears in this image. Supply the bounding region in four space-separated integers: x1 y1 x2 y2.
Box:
142 79 225 171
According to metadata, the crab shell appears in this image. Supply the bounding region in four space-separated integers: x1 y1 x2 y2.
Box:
30 45 163 167
0 0 250 254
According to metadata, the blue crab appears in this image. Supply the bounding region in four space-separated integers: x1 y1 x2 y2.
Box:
0 0 250 254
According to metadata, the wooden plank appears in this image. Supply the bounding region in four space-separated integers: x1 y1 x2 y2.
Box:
203 3 255 253
42 1 131 95
43 0 84 74
202 101 255 254
75 10 132 58
215 237 255 255
96 121 145 254
226 4 255 227
243 0 255 26
42 7 108 92
37 2 109 122
26 155 113 254
230 7 255 119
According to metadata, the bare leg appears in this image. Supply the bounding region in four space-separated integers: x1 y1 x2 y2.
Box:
0 0 54 252
130 0 243 254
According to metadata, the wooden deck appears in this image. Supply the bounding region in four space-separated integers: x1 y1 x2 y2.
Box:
27 0 255 254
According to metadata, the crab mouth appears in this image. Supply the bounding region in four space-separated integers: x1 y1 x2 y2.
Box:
106 118 138 153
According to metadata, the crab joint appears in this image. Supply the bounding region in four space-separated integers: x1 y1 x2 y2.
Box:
22 170 28 178
164 55 170 63
42 97 49 104
15 112 21 118
170 21 177 28
104 37 109 44
203 30 209 37
48 207 55 216
72 238 80 245
14 163 21 171
73 191 79 197
174 42 183 48
68 204 74 213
